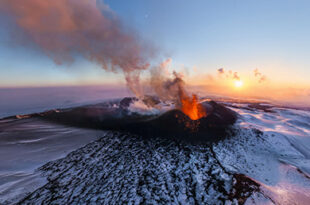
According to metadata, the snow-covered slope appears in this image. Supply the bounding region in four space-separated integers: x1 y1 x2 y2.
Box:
0 118 104 204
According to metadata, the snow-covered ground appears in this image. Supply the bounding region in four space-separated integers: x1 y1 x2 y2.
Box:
0 99 310 204
219 102 310 204
0 118 105 204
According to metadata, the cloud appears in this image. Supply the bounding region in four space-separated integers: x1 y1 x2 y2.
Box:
217 68 240 81
253 68 267 83
233 72 240 81
217 68 225 74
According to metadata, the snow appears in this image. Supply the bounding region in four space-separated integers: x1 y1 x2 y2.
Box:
127 99 174 116
128 99 161 115
220 102 310 204
0 118 105 204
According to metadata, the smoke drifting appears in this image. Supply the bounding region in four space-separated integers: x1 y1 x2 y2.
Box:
254 69 267 83
0 0 154 95
149 58 184 102
148 59 206 120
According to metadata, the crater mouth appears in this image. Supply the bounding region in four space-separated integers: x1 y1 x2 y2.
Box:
37 97 238 142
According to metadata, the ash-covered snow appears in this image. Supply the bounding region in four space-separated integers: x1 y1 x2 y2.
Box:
17 132 261 204
0 99 310 204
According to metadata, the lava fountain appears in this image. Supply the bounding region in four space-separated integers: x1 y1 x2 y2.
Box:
180 94 207 120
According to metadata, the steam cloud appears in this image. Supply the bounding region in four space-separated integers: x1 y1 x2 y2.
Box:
0 0 154 96
254 69 267 83
150 58 186 104
149 61 206 120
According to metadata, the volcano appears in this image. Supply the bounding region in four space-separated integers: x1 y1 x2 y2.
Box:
38 97 237 142
1 96 310 204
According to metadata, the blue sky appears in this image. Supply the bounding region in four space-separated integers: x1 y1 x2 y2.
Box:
1 0 310 87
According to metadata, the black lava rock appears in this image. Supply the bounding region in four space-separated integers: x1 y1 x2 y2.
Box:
41 98 238 142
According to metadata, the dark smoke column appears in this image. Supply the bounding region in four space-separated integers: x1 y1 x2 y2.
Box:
0 0 154 96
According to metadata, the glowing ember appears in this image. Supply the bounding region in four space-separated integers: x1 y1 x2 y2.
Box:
180 94 207 120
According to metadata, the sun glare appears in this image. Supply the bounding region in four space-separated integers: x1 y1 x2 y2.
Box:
234 80 243 88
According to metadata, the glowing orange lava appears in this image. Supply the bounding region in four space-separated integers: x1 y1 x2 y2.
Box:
180 94 207 120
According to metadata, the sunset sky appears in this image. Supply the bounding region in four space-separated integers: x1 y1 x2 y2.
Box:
0 0 310 103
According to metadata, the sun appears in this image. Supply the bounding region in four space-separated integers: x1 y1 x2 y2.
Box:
234 80 243 88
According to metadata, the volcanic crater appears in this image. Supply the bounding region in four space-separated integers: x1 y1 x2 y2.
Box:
38 97 238 142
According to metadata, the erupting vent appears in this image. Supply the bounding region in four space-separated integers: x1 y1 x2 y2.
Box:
180 94 207 120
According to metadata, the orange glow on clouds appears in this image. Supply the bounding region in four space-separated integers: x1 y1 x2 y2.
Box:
187 70 310 106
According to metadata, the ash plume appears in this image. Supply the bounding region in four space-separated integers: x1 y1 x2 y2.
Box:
150 58 185 103
0 0 207 119
0 0 154 96
147 59 207 121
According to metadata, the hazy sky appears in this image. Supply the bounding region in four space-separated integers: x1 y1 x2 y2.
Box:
1 0 310 89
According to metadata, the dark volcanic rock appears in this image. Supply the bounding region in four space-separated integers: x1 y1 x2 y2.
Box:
40 98 238 142
141 95 161 107
18 132 260 204
119 97 138 109
229 174 261 204
201 101 238 127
